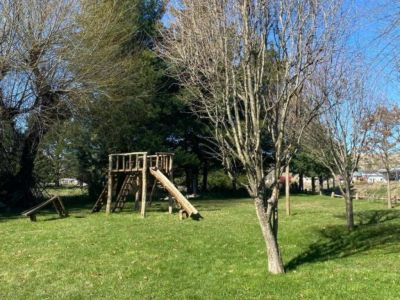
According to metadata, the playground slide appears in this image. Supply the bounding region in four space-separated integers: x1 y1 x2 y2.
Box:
149 167 201 219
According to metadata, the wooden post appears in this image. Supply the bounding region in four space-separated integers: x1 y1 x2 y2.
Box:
168 155 174 214
106 155 113 214
331 191 334 198
285 165 291 216
355 193 359 200
134 176 140 210
140 153 147 218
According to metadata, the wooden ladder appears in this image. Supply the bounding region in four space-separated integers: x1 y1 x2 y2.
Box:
113 175 137 212
91 184 108 213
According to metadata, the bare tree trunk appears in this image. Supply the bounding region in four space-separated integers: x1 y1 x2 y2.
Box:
386 170 392 209
232 177 237 191
9 123 42 207
344 179 354 231
254 187 284 274
319 176 323 195
285 165 291 216
299 173 304 192
311 177 316 193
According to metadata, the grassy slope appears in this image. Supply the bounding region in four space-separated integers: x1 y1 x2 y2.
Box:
1 194 400 299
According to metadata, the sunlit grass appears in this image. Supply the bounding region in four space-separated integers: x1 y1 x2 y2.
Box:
1 194 399 299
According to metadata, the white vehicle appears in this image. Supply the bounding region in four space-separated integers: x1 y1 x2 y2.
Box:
367 176 386 184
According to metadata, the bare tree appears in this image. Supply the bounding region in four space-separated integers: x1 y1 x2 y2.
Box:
0 0 138 206
305 66 373 231
160 0 345 273
368 104 400 209
0 0 82 204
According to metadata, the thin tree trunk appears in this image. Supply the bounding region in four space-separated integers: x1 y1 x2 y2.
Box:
254 190 284 274
232 177 237 190
311 177 316 193
192 176 198 195
319 176 323 195
386 171 392 209
299 173 304 192
285 165 290 216
344 179 354 231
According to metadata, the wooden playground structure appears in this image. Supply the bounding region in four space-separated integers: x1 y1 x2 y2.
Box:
91 152 200 219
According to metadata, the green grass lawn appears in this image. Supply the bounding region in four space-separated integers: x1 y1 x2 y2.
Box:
1 194 400 299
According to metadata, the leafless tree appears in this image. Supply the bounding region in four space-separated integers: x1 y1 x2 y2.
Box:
0 0 80 203
368 104 400 209
0 0 130 206
160 0 346 273
305 65 373 231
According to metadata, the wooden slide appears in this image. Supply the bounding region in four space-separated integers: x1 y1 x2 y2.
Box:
149 167 201 220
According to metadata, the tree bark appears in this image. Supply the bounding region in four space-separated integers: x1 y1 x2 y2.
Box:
9 124 42 207
232 176 237 190
285 165 291 216
319 176 323 195
344 179 354 231
311 177 316 193
386 170 392 209
254 190 284 274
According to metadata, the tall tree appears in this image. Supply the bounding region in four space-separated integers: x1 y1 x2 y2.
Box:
0 0 79 207
368 104 400 209
160 0 346 273
65 0 169 196
305 67 373 231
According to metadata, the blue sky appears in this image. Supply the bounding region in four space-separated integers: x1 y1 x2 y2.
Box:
162 0 400 105
348 0 400 103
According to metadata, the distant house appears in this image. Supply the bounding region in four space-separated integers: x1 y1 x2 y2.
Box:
59 178 85 187
377 167 400 181
366 174 386 184
353 171 386 183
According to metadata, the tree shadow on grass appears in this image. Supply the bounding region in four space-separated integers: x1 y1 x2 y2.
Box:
286 210 400 271
333 209 400 225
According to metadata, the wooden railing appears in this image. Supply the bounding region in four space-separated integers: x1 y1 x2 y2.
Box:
110 152 147 172
148 152 173 173
110 152 173 173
